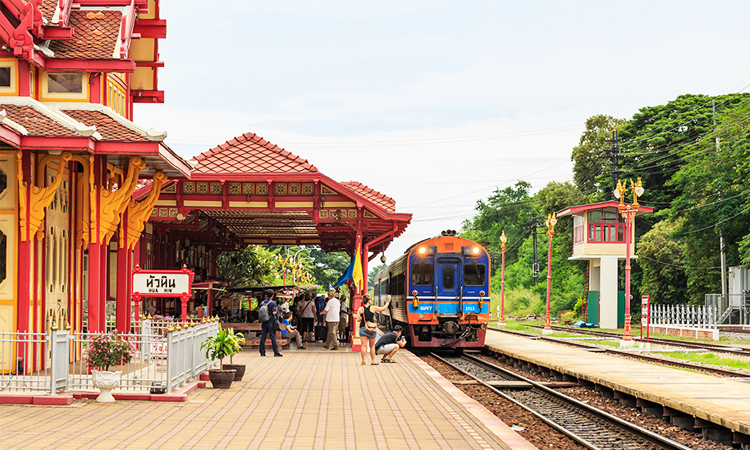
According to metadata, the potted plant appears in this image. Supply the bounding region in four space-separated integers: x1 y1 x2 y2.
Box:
221 328 247 381
85 331 136 403
201 327 245 388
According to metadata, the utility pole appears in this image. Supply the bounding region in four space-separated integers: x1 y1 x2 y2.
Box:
610 130 620 201
713 100 728 297
530 213 539 285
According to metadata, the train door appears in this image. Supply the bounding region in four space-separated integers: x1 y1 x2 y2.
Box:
436 258 461 315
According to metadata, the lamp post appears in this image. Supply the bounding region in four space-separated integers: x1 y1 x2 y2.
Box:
543 213 557 335
614 178 644 347
499 231 507 326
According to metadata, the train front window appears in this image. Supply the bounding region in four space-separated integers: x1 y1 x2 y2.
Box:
442 267 455 290
411 263 434 286
464 264 486 286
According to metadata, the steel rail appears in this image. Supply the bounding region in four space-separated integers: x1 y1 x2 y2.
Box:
525 324 750 356
432 352 691 450
487 326 750 378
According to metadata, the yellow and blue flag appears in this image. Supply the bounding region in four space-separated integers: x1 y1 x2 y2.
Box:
334 244 364 291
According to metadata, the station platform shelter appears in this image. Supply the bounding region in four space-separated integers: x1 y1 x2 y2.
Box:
0 0 411 375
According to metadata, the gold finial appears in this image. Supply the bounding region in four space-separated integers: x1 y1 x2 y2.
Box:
147 313 153 320
50 310 58 331
174 324 182 331
201 318 206 324
166 325 174 333
190 322 196 328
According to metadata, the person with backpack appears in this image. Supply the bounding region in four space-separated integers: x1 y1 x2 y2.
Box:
258 289 282 357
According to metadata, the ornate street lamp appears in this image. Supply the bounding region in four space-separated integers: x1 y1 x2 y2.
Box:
543 213 557 335
499 231 507 326
614 178 644 347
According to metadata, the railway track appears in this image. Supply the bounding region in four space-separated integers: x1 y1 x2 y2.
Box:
487 326 750 378
433 352 691 450
525 324 750 356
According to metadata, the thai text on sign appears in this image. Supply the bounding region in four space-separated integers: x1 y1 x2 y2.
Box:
134 273 190 295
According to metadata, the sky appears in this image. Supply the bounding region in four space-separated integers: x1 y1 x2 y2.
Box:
136 0 750 262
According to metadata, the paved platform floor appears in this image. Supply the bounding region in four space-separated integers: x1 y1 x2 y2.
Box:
486 329 750 434
0 346 535 450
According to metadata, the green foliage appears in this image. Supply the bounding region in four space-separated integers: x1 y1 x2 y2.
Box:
85 332 136 371
638 219 688 304
201 327 245 369
571 114 627 195
306 247 352 288
216 245 280 289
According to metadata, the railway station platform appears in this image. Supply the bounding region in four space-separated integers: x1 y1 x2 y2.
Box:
486 329 750 437
0 346 536 450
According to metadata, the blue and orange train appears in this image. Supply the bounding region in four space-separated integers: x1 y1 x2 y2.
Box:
372 230 490 348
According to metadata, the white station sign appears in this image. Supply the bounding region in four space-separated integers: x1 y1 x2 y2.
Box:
133 272 191 295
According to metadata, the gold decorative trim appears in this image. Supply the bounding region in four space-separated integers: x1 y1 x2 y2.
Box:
301 183 314 196
210 182 222 195
182 182 195 194
275 183 287 195
229 183 241 195
162 184 176 194
242 183 254 195
321 185 336 195
256 184 268 195
197 182 209 194
288 183 300 195
319 210 328 219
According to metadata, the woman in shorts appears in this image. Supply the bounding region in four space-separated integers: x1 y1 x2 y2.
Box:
357 294 391 365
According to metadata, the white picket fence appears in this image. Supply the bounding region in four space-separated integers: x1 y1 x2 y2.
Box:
649 303 720 329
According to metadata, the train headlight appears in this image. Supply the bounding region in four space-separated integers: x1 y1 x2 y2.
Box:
472 247 480 255
418 246 426 254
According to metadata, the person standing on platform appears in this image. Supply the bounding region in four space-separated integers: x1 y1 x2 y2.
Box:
297 292 316 343
321 289 341 350
374 324 406 363
357 294 391 365
338 294 349 343
259 289 282 357
281 312 305 349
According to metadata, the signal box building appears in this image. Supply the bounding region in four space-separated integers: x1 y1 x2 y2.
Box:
557 201 652 329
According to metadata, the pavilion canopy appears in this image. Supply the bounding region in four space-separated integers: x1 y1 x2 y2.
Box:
137 132 412 258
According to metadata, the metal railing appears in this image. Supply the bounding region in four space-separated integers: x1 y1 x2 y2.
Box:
0 318 221 396
650 303 720 329
0 329 67 394
705 294 750 325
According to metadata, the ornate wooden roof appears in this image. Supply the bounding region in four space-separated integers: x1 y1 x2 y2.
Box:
144 132 412 257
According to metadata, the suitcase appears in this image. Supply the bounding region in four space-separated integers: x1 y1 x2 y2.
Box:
315 325 327 341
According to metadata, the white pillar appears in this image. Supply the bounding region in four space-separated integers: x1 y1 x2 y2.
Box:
599 256 619 329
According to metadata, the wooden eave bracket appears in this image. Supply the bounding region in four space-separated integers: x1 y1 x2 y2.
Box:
124 171 165 249
21 151 72 242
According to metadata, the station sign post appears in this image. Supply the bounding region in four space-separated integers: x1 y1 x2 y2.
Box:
132 264 195 325
640 295 650 348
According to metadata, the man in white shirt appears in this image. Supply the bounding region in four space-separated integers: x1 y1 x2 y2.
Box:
321 289 341 350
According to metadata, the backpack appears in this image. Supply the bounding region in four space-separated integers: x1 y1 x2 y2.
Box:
259 300 271 322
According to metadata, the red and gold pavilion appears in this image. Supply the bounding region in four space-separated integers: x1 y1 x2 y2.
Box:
0 0 411 368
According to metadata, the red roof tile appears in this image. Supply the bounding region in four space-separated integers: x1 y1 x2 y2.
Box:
0 104 76 136
192 133 318 175
49 10 121 59
41 0 57 23
62 109 148 141
341 181 396 213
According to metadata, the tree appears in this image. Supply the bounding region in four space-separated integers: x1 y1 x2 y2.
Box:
306 247 352 290
461 181 535 272
216 245 280 289
571 114 626 196
637 219 688 305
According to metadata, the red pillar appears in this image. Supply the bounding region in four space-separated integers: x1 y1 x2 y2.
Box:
180 295 188 320
17 152 32 334
351 233 363 352
88 156 103 333
116 231 131 332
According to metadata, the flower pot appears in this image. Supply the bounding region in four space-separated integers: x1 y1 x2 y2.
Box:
92 370 121 403
223 364 246 381
208 369 236 389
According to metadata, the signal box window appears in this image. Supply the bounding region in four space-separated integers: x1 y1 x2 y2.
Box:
442 267 455 290
48 73 83 93
411 263 434 286
464 264 486 286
